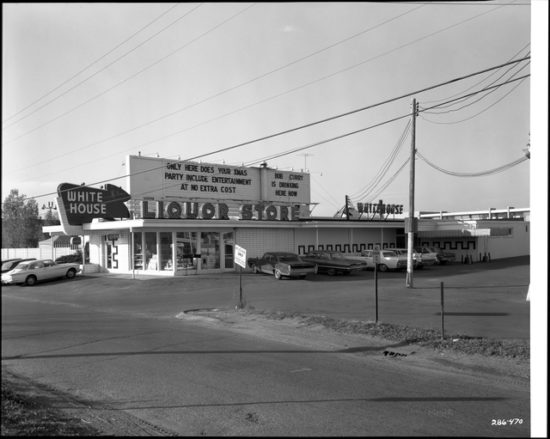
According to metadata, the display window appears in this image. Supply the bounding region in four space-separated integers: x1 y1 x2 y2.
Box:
160 232 173 271
145 232 158 270
133 232 143 270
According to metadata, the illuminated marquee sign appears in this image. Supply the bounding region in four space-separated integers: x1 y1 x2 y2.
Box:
126 155 310 204
57 183 131 225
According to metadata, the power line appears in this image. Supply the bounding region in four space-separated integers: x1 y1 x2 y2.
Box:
416 151 528 177
349 120 411 201
2 3 255 145
364 157 411 203
421 59 530 114
8 71 530 205
1 3 424 167
2 3 183 125
420 75 528 125
421 42 530 105
4 54 529 180
2 1 516 160
2 4 201 130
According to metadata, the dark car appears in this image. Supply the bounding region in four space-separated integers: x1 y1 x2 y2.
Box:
1 258 36 274
430 247 456 265
248 252 317 279
301 250 366 276
55 252 84 264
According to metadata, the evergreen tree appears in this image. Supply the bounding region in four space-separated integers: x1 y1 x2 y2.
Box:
2 189 43 248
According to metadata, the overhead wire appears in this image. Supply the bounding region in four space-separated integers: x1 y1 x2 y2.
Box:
420 75 528 125
2 3 183 126
416 151 528 177
1 3 425 168
348 120 411 201
2 3 255 145
4 53 530 184
104 73 528 201
420 42 530 105
9 69 530 205
364 157 411 203
2 3 203 130
2 1 514 163
421 58 530 114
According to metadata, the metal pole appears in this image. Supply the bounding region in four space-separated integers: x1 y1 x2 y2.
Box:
440 281 445 340
406 98 417 288
374 262 379 323
131 230 135 280
81 235 85 275
239 266 244 309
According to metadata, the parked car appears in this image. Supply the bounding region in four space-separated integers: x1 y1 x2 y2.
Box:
301 250 366 276
1 259 81 286
430 247 456 265
414 247 438 265
247 252 317 280
55 252 84 264
393 248 424 269
1 258 36 274
350 249 407 272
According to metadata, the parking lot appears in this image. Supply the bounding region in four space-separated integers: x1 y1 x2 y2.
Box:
4 256 529 340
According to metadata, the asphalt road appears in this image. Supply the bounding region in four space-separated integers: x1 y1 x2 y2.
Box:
1 257 530 436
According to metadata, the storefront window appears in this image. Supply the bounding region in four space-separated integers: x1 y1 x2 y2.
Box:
176 232 198 271
145 232 158 270
201 232 220 269
223 232 234 269
160 232 173 271
133 232 143 270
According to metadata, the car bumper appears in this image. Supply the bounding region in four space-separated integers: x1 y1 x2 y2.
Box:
1 275 16 284
287 268 316 277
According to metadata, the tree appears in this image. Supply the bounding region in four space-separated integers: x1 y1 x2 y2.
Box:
42 206 60 227
2 189 43 248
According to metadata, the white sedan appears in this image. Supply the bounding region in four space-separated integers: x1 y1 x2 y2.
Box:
1 259 81 286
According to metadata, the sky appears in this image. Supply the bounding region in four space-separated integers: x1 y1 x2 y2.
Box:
1 1 545 218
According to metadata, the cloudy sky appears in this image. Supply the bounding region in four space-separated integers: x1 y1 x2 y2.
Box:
2 1 544 217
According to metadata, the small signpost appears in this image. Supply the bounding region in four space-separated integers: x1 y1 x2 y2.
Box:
234 245 247 309
373 248 380 323
440 281 445 340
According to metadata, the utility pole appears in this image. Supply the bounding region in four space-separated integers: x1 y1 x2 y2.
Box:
406 98 418 288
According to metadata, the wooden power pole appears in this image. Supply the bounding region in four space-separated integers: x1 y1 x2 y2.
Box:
406 98 418 288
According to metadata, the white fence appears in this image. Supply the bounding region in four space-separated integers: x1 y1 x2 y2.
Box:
2 247 74 261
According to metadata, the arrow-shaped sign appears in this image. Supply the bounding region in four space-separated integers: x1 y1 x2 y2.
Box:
57 183 131 225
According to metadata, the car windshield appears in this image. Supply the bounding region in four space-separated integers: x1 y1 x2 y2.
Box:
328 252 346 259
13 263 30 270
2 261 17 270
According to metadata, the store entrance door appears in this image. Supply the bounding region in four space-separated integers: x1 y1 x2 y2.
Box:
175 232 198 275
200 232 220 271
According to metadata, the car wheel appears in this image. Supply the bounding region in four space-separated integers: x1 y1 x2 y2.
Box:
378 264 388 272
25 275 37 286
66 268 76 279
274 269 282 280
327 268 336 276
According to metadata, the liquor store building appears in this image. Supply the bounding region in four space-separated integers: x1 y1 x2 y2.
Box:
47 155 406 276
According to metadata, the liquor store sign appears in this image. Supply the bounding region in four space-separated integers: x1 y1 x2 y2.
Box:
57 183 131 225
